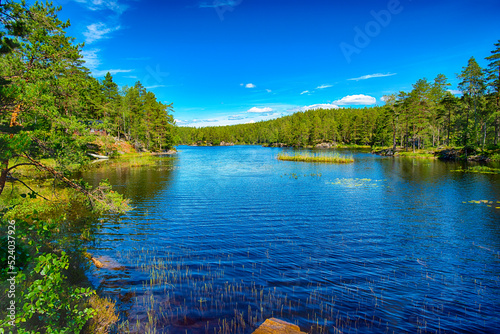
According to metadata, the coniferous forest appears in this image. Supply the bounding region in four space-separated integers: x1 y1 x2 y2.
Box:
1 0 176 190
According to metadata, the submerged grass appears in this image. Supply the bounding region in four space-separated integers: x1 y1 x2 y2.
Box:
452 166 500 174
277 152 353 164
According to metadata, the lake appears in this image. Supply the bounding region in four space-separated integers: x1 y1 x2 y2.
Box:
82 145 500 334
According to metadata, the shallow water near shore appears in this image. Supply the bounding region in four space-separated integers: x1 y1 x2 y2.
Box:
81 145 500 333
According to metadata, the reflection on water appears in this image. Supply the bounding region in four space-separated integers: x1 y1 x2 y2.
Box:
81 146 500 333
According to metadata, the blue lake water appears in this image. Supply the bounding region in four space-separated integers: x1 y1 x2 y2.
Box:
82 145 500 333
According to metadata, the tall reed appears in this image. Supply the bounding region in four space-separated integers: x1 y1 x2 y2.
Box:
277 152 354 164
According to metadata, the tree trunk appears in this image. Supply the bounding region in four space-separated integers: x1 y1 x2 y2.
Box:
473 96 478 146
392 117 397 151
412 125 416 153
483 122 487 151
447 109 451 145
405 117 409 152
495 117 499 146
0 160 9 197
464 105 470 147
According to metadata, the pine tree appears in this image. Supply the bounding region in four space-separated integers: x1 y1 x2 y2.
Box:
0 0 91 195
485 40 500 145
458 57 486 148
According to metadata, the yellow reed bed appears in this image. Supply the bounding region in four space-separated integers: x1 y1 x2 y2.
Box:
277 152 354 163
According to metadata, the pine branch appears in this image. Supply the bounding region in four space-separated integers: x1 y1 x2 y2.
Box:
7 173 49 200
21 154 110 211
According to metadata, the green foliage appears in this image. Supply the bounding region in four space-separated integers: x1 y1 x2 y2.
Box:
0 132 31 160
0 201 118 333
19 252 95 334
0 252 96 334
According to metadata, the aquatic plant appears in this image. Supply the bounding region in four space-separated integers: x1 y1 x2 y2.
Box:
328 178 387 188
452 166 500 174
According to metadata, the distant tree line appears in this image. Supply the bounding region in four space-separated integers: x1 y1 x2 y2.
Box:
176 41 500 151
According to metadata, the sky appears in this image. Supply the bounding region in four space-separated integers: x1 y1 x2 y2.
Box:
52 0 500 127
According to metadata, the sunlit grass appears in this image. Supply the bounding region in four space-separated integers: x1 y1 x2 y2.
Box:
277 152 353 164
396 150 435 158
336 144 370 149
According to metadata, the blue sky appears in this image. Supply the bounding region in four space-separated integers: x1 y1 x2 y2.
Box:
55 0 499 127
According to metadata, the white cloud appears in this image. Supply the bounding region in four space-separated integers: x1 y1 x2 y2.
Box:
348 73 396 81
84 22 120 44
301 103 339 111
245 83 256 88
447 89 462 95
228 115 245 120
266 89 272 93
316 84 333 89
334 94 377 105
81 49 100 71
92 68 133 77
247 107 273 113
300 90 310 95
75 0 128 14
145 85 167 89
199 0 241 8
82 48 133 77
246 120 256 124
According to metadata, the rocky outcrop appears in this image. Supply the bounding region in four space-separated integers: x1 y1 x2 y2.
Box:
253 318 306 334
468 155 491 162
436 148 461 160
436 147 490 161
315 142 334 149
373 148 394 156
86 252 125 270
219 141 235 146
265 143 288 148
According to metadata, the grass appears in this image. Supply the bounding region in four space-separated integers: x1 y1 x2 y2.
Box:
277 152 354 164
396 150 436 159
336 144 371 149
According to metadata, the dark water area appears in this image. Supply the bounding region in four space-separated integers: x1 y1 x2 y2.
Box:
81 146 500 334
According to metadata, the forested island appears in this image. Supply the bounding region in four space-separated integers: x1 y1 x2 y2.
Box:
1 0 500 333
